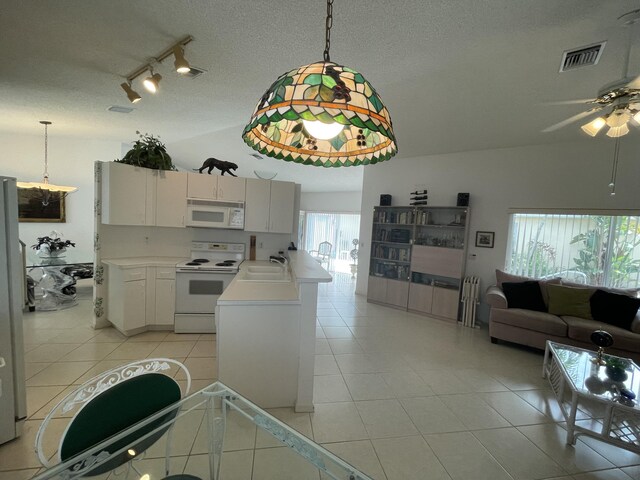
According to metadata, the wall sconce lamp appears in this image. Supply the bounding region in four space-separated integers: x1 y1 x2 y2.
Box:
121 35 193 103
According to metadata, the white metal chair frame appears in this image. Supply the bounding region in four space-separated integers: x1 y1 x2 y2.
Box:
35 358 191 477
310 241 332 267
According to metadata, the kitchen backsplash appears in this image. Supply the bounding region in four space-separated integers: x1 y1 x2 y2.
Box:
100 224 293 261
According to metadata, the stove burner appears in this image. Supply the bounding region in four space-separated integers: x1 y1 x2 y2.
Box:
216 262 233 266
224 260 236 263
185 262 201 266
192 258 210 263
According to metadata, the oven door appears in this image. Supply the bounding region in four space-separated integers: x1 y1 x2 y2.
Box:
175 271 233 314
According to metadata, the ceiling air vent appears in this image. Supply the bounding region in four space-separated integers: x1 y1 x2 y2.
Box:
107 105 134 114
559 42 606 72
183 66 207 78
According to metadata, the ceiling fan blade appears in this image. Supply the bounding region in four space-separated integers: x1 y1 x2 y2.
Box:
541 99 596 106
626 75 640 90
541 108 604 133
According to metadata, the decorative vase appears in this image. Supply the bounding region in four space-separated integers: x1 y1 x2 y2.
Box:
38 246 66 258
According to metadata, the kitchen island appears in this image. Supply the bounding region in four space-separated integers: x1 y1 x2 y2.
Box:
215 251 331 412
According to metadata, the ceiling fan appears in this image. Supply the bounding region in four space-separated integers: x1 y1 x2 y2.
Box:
543 9 640 138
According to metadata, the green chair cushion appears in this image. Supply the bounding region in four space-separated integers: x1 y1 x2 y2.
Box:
60 373 181 476
546 284 595 320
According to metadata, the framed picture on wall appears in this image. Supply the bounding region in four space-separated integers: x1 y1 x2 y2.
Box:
475 231 494 248
18 188 66 223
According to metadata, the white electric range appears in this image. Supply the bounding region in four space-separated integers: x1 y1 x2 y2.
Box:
174 241 245 334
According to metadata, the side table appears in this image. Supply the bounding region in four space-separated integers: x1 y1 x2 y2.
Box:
542 341 640 452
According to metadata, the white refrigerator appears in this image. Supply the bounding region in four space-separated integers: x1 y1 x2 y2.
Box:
0 176 27 444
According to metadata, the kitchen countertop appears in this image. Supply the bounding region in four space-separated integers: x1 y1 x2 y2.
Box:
217 251 331 305
102 256 186 268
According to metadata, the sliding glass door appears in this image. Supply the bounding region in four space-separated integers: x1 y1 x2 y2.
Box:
300 212 360 273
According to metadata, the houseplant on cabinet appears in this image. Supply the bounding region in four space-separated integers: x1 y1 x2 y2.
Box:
115 131 176 171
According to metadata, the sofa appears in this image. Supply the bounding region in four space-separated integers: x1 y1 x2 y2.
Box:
487 270 640 363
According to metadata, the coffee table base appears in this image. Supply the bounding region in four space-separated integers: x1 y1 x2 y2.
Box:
543 342 640 453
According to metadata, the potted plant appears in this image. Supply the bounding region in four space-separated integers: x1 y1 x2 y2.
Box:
115 131 176 171
604 356 631 382
32 231 75 258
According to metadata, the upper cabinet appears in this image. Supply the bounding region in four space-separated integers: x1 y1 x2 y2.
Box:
187 173 245 202
269 181 295 234
244 178 271 232
244 179 295 234
155 170 187 227
101 162 155 226
101 162 294 233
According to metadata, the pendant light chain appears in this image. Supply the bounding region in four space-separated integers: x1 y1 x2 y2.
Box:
609 136 620 196
323 0 334 62
42 121 50 184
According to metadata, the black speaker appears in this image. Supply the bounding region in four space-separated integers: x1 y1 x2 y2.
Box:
380 194 392 206
457 193 469 206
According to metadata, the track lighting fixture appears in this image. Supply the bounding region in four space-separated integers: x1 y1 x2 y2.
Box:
143 69 162 93
120 82 141 104
173 46 190 74
119 35 193 103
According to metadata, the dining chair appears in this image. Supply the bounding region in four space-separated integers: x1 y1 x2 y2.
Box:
309 241 332 268
35 358 191 478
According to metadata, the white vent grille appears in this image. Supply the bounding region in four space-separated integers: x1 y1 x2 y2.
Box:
560 42 605 72
183 66 207 78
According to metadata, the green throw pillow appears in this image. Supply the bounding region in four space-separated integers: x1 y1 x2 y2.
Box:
546 284 595 319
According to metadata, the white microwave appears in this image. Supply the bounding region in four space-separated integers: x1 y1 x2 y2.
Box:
186 199 244 229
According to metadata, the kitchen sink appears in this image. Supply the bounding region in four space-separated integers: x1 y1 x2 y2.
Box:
246 266 284 274
237 266 291 283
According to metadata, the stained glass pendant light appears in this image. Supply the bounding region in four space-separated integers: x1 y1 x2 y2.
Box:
17 121 78 206
242 0 397 167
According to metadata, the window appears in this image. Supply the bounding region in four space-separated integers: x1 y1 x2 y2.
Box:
506 212 640 288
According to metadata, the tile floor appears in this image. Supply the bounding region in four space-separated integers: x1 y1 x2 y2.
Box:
2 273 640 479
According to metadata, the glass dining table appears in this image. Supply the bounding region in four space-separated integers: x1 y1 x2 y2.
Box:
33 382 372 480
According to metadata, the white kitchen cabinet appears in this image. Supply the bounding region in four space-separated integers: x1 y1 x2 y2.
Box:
155 170 187 227
101 162 155 226
187 173 246 202
269 181 295 233
217 176 246 202
150 267 176 327
106 266 147 334
244 178 295 233
187 173 216 199
244 178 271 232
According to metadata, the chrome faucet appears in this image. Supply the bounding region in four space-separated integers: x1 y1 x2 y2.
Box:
270 256 288 268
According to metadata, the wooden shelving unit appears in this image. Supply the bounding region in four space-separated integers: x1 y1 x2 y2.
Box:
367 205 470 321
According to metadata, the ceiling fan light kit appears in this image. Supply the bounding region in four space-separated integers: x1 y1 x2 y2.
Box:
120 36 193 103
242 0 397 167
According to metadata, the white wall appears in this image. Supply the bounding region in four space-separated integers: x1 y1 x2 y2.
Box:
0 132 121 259
300 191 362 213
357 137 640 321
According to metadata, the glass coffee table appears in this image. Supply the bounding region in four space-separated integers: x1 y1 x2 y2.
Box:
543 341 640 453
33 382 372 480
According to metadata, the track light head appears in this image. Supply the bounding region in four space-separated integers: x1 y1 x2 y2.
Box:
120 82 141 103
173 46 191 74
143 71 162 93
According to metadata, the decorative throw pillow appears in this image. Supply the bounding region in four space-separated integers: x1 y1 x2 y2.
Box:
590 289 640 330
495 269 560 307
546 284 595 319
501 281 547 312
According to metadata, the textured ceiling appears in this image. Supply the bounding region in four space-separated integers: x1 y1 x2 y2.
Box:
2 0 639 191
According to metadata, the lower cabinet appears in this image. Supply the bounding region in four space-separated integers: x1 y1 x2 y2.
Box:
106 264 176 335
107 267 147 334
153 268 176 327
367 276 409 308
407 282 459 321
